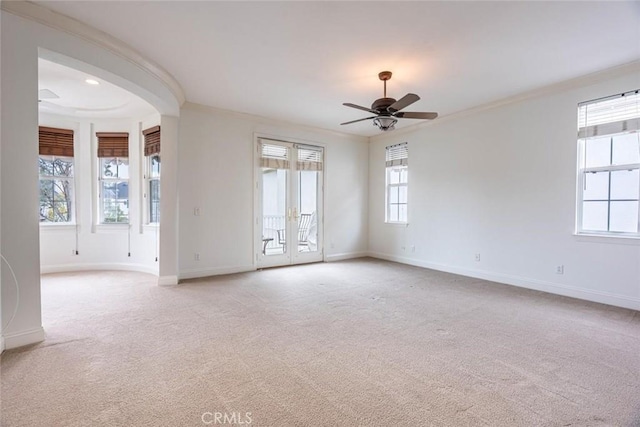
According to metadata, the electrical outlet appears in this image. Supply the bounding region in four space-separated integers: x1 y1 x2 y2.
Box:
556 265 564 275
411 245 416 253
475 253 481 262
194 207 201 216
194 253 200 261
401 246 406 251
71 249 75 256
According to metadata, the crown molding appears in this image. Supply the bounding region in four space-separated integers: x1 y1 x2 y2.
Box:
371 60 640 142
1 0 186 106
182 101 369 143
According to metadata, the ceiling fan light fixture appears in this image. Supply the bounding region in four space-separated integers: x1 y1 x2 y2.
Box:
373 116 397 131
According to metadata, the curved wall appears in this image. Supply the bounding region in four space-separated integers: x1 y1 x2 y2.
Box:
38 113 161 276
1 9 180 350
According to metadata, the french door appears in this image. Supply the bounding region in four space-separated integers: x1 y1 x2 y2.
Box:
256 138 324 268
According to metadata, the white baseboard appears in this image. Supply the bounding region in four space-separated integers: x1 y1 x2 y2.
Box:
325 251 369 262
41 263 159 276
179 265 255 280
369 252 640 311
3 327 45 350
158 275 178 286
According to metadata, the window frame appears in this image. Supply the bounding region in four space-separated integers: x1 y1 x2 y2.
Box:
575 89 640 238
385 143 409 224
38 154 76 224
98 156 130 224
386 165 408 224
576 133 640 237
145 153 161 225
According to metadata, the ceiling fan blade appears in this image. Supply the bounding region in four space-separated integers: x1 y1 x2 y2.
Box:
343 103 378 114
340 116 376 125
394 111 438 120
388 93 420 112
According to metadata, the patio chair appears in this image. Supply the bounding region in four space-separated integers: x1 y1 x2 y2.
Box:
277 213 312 252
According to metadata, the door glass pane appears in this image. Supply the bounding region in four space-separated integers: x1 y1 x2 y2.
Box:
582 201 608 231
298 170 318 253
262 168 287 255
610 201 638 233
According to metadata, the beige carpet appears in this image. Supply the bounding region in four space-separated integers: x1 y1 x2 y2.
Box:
1 258 639 426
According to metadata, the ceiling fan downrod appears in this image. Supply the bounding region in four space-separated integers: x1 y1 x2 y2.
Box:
379 71 392 98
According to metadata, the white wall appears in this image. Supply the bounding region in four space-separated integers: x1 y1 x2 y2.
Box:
369 67 640 310
1 10 179 349
178 103 369 279
38 113 161 275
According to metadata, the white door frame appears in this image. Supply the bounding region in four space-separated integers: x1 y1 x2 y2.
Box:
253 134 325 269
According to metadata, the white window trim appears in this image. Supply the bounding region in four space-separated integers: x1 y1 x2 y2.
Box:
39 155 76 225
385 167 409 224
576 89 640 239
98 156 130 225
144 153 161 225
385 142 409 224
575 135 640 238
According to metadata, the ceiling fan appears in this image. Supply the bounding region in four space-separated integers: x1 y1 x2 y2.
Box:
341 71 438 131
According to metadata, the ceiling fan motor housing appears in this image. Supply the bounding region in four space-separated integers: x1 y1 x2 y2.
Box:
372 97 396 113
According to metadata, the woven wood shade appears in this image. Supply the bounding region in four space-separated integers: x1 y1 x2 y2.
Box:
97 132 129 158
39 126 74 157
142 125 160 156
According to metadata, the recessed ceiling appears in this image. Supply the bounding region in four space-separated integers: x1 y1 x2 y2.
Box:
38 58 157 119
35 1 640 136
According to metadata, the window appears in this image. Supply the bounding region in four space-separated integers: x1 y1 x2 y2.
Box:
97 132 129 224
38 127 75 223
143 126 161 224
577 89 640 236
147 155 161 223
386 142 408 223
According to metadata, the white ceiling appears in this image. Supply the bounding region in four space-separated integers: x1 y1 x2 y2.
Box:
38 58 156 118
35 1 640 136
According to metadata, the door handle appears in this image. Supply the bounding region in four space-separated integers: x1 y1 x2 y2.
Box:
287 208 292 221
293 207 299 220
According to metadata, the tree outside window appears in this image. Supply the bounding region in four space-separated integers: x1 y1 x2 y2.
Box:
100 157 129 223
39 156 74 222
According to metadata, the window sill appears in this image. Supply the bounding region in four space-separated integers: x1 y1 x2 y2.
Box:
95 224 130 233
385 222 409 227
39 223 76 231
574 233 640 246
